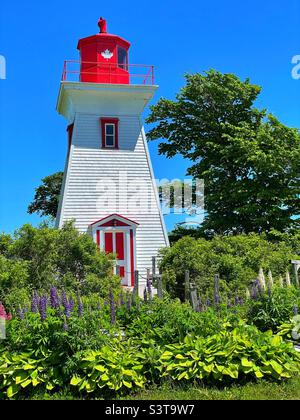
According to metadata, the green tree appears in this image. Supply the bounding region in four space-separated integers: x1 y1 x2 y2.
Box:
28 172 63 218
159 233 298 300
147 70 300 234
9 222 115 293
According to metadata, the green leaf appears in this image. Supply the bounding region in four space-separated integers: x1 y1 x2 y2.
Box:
122 381 132 388
70 376 82 386
94 365 106 372
20 379 32 388
7 384 20 398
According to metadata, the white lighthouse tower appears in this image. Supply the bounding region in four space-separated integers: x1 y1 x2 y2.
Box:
56 18 169 292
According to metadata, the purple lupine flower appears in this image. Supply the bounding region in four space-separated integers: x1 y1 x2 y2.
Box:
61 289 68 308
78 299 84 317
109 288 116 325
234 296 239 306
256 280 262 295
64 301 71 318
239 297 244 306
214 294 221 305
38 296 47 322
17 308 24 320
293 304 298 316
50 286 59 309
120 292 125 306
69 298 74 312
227 300 232 309
63 318 69 331
251 283 259 300
206 298 211 307
104 300 108 307
31 291 39 313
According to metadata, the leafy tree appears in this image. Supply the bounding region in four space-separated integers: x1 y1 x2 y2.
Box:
28 172 63 218
7 222 115 294
12 223 59 289
55 221 114 289
0 256 29 300
147 70 300 234
0 233 13 257
159 233 299 300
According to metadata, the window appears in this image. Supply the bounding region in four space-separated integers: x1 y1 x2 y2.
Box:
117 47 128 70
100 118 119 149
105 123 115 147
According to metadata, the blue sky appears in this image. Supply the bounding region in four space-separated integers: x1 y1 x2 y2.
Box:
0 0 299 233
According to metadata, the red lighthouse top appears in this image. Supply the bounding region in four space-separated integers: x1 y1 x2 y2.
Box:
77 18 131 84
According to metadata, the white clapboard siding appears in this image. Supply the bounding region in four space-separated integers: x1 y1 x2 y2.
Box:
56 112 169 280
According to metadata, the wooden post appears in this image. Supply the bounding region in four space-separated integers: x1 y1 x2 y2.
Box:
146 268 152 300
189 282 198 311
133 270 139 303
157 275 163 299
152 256 156 276
291 260 300 287
214 274 220 304
294 265 300 288
184 270 190 303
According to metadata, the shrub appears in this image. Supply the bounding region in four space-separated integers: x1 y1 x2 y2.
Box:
278 315 300 344
247 287 300 332
0 350 63 399
70 341 146 395
122 298 244 344
159 234 298 300
0 256 29 302
158 326 300 383
0 222 118 299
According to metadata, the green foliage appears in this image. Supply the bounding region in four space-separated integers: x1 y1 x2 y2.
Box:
70 341 145 395
27 171 63 218
0 350 63 399
248 287 300 332
0 222 117 305
11 223 59 289
278 315 300 344
158 326 300 383
0 233 13 257
160 234 297 299
147 70 300 234
123 298 241 344
0 255 29 297
1 295 300 399
3 310 113 356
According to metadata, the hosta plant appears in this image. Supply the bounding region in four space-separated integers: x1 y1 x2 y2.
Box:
70 340 146 395
278 315 300 344
0 351 63 399
158 326 300 383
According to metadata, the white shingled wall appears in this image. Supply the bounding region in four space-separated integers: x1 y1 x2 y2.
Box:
57 112 169 280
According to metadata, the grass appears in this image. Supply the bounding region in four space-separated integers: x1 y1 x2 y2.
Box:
29 377 300 400
119 377 300 400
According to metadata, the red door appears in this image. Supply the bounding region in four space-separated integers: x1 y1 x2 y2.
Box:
104 231 126 284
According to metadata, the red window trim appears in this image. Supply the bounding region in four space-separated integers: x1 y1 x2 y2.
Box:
100 118 119 149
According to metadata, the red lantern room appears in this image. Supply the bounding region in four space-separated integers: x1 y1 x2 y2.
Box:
77 17 131 84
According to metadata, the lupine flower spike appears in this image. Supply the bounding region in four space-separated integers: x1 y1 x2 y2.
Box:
109 288 116 325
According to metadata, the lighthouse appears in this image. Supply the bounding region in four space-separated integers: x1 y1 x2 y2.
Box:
56 18 169 293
